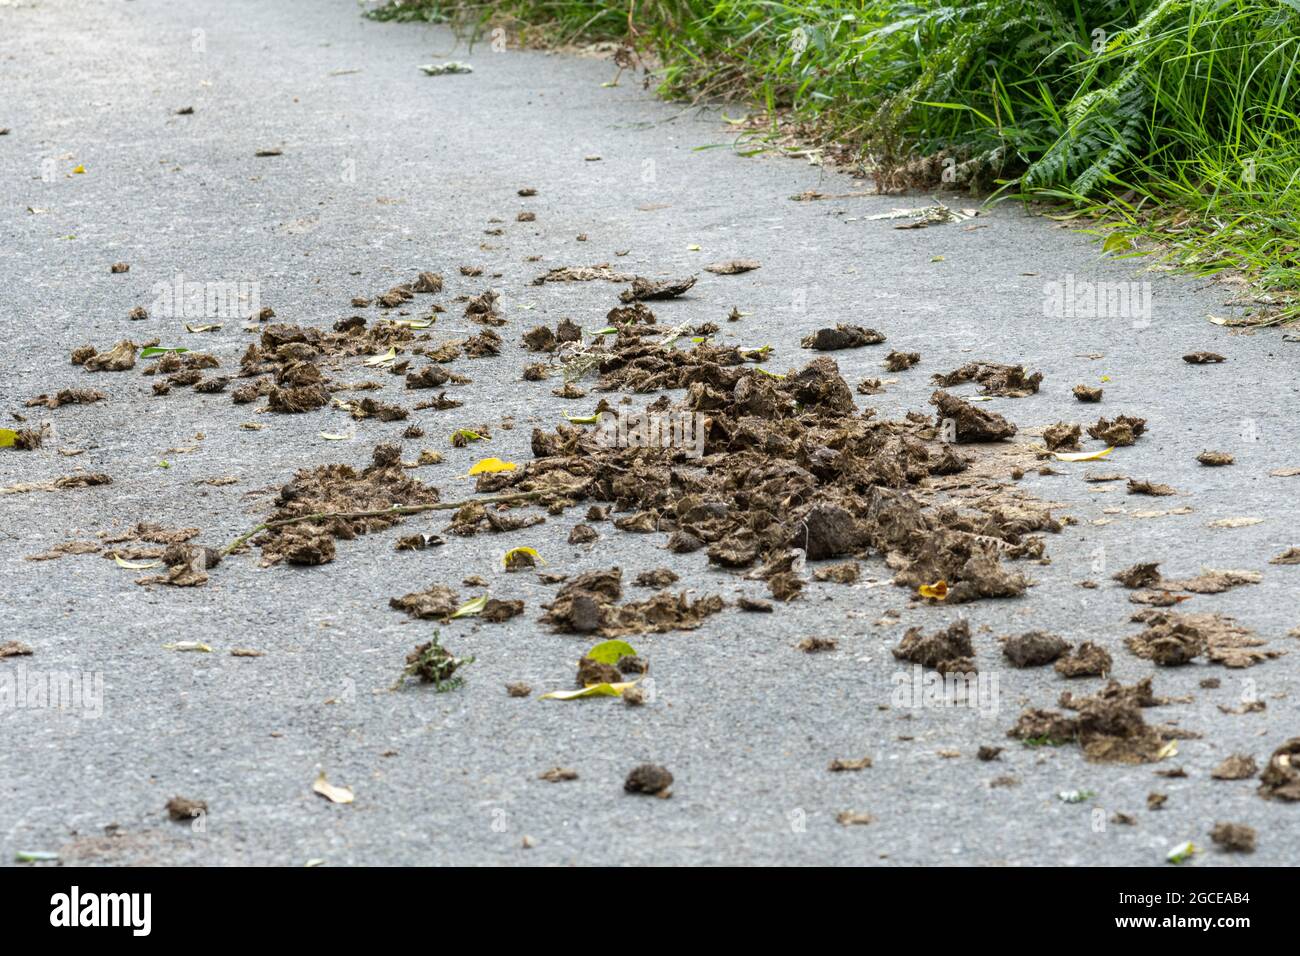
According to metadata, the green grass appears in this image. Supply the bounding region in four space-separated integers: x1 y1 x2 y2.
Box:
369 0 1300 322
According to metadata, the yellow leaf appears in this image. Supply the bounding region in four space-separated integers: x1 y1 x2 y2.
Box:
1054 446 1114 462
312 772 354 804
503 546 545 569
540 680 639 701
391 318 432 329
364 347 397 367
586 639 637 665
918 580 948 600
0 429 16 448
318 430 353 441
162 641 211 653
71 164 85 174
468 457 516 475
1102 232 1132 254
1156 740 1179 761
115 555 161 570
450 595 488 619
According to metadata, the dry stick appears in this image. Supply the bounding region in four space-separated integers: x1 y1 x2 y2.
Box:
220 485 585 557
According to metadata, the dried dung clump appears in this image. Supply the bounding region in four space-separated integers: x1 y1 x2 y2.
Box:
892 619 975 673
1073 384 1103 402
800 325 886 351
1210 822 1255 853
1008 679 1168 764
634 567 679 588
541 570 723 637
166 796 207 821
1001 631 1068 667
481 598 524 622
80 340 138 372
1113 562 1162 589
884 350 920 372
931 390 1017 442
813 561 859 584
533 264 633 285
25 388 106 409
1087 415 1146 446
1042 422 1080 451
489 354 1053 613
932 362 1041 397
1127 610 1278 668
390 584 459 620
704 259 760 275
255 443 439 565
1197 450 1233 466
1211 754 1258 780
1258 738 1300 801
624 763 673 797
576 656 623 687
619 276 695 302
1126 478 1178 497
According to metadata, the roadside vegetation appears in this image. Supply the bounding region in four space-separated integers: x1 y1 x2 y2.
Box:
368 0 1300 323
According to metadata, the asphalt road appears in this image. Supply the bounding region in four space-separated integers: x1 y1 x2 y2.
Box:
1 0 1297 866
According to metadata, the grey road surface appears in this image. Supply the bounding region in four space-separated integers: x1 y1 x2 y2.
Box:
1 0 1297 866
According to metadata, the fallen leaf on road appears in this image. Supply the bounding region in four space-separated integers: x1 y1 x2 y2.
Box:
584 639 637 665
312 773 354 804
449 595 488 619
1054 446 1114 462
162 641 211 653
451 428 486 445
468 457 516 475
14 851 59 863
540 680 638 700
502 546 543 569
918 580 948 600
